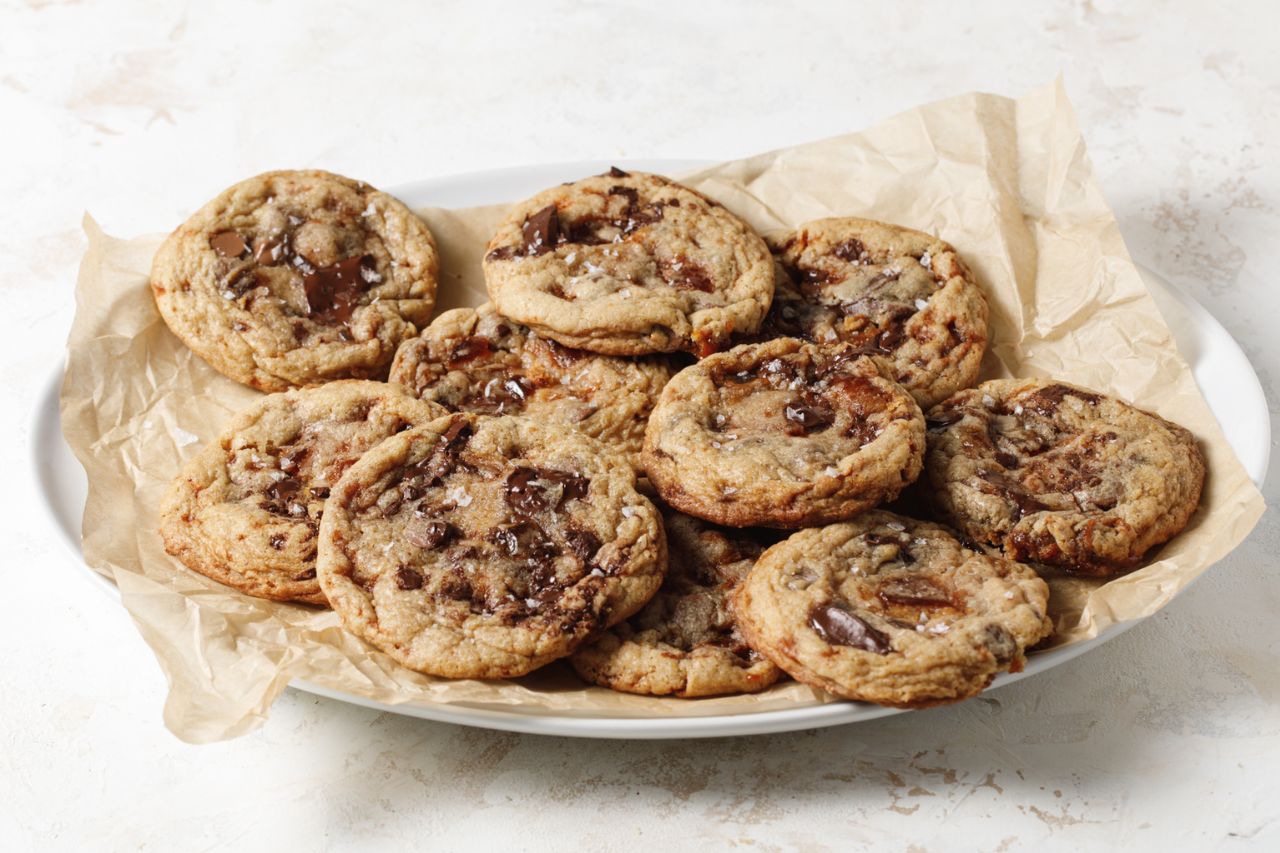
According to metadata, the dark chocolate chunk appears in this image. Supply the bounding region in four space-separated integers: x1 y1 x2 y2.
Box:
607 166 629 178
877 576 954 609
395 566 424 590
832 238 866 262
1023 383 1102 417
447 336 492 369
210 231 249 259
269 533 287 550
265 477 301 500
564 527 601 565
292 568 317 581
659 257 713 292
406 520 452 549
809 603 892 654
783 397 835 436
522 205 560 256
303 255 372 324
925 409 963 432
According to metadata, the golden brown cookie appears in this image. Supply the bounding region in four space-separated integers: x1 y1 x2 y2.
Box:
482 169 773 356
159 381 446 605
756 217 987 408
923 379 1206 576
388 303 673 466
317 413 667 679
736 512 1053 708
642 339 926 528
151 170 438 391
570 510 784 697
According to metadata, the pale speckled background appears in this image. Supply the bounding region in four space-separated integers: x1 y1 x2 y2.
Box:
3 1 1278 850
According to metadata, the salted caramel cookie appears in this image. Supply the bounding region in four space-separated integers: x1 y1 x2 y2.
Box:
388 303 673 466
642 339 925 528
151 170 438 391
159 381 446 605
923 379 1206 577
756 218 987 409
736 511 1052 708
317 413 666 679
570 510 784 697
482 168 773 357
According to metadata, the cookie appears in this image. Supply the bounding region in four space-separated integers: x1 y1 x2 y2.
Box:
388 303 673 466
482 168 773 356
642 338 926 528
151 169 439 392
316 413 667 679
570 510 784 697
923 379 1206 576
736 511 1053 708
159 381 447 605
757 217 987 409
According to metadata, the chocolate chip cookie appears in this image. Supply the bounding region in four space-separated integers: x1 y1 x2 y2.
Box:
570 510 784 697
151 170 439 391
388 303 673 466
756 218 987 408
159 381 446 605
483 168 773 357
316 413 667 679
736 512 1052 708
642 339 926 528
923 379 1206 577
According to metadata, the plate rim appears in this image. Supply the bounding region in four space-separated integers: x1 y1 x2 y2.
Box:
35 160 1270 738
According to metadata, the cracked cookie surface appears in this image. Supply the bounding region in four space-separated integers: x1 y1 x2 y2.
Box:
483 169 773 356
923 379 1206 576
159 381 446 605
753 217 987 408
317 413 666 679
642 338 926 528
571 510 784 697
736 511 1052 708
151 170 438 391
389 303 672 466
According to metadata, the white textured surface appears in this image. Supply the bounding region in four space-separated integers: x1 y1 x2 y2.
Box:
3 1 1278 850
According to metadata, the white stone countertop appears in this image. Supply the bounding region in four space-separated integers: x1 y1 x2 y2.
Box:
3 1 1277 850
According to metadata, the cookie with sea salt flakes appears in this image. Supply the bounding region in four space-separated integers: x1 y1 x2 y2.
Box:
923 378 1206 577
755 217 987 409
482 169 774 356
735 511 1053 708
151 169 438 392
570 510 784 697
642 338 926 528
159 381 447 605
388 303 673 466
316 413 667 679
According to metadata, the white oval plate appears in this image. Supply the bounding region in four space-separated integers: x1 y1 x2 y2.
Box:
33 160 1269 738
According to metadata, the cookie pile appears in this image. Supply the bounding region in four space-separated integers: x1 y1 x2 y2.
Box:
152 168 1206 708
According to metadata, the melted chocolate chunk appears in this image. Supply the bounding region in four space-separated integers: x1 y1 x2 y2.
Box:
210 231 249 259
783 397 835 436
266 477 301 500
522 205 560 256
251 234 287 265
293 568 317 581
1023 384 1101 416
995 451 1019 469
406 520 453 549
877 576 953 608
222 266 258 298
303 255 372 324
608 185 640 206
279 448 306 475
926 409 963 432
809 603 892 654
564 527 601 565
395 566 424 590
659 257 713 292
447 336 493 369
976 469 1048 519
503 466 589 516
832 238 866 262
437 571 473 601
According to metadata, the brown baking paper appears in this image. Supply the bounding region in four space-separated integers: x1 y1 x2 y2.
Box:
61 79 1265 743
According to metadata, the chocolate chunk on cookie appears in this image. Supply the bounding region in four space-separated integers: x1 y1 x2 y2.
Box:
571 510 784 697
158 381 446 605
923 379 1206 576
753 218 987 408
388 303 673 467
317 413 667 679
483 171 773 356
642 339 926 528
736 511 1052 707
151 170 439 391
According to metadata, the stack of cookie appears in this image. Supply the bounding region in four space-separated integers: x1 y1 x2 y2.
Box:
151 168 1205 709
